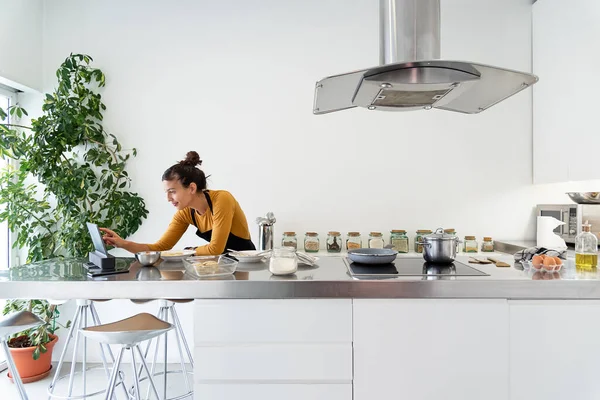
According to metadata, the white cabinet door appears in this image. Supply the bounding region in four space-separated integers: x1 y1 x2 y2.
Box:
194 384 351 400
353 299 509 400
533 0 600 183
510 300 600 400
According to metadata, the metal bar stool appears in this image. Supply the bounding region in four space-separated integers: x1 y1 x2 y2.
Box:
47 299 128 400
80 313 173 400
130 299 193 400
0 311 44 400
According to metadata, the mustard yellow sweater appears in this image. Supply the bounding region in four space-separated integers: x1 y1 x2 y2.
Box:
147 190 252 255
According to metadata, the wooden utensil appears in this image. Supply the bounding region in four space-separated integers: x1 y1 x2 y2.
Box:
468 257 492 264
487 257 510 267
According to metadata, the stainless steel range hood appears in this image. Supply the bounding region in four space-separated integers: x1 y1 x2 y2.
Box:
313 0 538 115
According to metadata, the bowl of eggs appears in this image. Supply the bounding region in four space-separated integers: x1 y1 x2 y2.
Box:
528 254 564 272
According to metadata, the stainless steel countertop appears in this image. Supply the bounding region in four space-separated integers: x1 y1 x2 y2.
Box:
2 253 600 300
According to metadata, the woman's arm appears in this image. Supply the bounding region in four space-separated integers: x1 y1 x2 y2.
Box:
99 228 151 253
100 210 190 254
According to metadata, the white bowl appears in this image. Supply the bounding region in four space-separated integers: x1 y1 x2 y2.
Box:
160 249 196 262
230 250 265 263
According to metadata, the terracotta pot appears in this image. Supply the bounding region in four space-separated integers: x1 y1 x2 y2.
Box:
7 334 58 383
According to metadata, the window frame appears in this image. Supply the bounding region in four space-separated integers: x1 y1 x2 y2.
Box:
0 86 18 269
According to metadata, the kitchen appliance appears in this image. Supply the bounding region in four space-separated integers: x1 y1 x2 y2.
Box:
313 0 538 115
256 212 276 251
345 257 488 279
536 204 600 244
419 228 460 264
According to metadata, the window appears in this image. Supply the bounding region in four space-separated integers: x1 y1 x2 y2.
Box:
0 87 13 372
0 86 16 270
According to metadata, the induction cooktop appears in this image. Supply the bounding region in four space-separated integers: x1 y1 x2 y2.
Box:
345 257 489 278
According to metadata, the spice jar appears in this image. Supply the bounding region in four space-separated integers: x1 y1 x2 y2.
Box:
304 232 320 253
444 228 456 236
269 247 298 275
481 237 494 252
281 232 297 250
463 236 478 253
390 230 409 253
326 231 342 253
346 232 362 250
368 232 384 249
415 230 432 253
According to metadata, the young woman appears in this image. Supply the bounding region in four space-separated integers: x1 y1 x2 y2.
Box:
100 151 256 255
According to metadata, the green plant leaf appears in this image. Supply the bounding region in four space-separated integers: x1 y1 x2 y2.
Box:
0 53 148 359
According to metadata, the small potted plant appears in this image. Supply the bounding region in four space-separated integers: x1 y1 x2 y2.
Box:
2 299 68 383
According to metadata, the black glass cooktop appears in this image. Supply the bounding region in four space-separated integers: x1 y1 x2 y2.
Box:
346 257 489 278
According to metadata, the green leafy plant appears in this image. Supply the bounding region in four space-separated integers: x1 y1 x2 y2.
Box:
0 53 148 357
2 300 69 359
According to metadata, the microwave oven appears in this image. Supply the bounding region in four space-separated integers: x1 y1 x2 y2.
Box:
536 204 600 244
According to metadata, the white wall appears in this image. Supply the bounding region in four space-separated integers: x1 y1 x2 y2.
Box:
38 0 570 246
0 0 43 91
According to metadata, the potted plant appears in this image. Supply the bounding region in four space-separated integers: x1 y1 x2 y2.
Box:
1 300 67 383
0 53 148 381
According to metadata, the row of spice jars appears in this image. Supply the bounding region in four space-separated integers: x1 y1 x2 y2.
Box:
281 231 411 253
463 236 494 253
283 231 494 253
282 231 348 253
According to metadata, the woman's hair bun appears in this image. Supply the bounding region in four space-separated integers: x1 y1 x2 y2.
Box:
180 151 202 167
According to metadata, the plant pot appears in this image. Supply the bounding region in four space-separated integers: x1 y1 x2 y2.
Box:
7 334 58 384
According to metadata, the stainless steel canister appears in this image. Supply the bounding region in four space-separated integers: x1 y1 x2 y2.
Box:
256 212 276 251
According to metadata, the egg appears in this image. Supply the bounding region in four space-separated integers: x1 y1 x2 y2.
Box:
532 255 544 267
543 257 556 271
552 256 563 265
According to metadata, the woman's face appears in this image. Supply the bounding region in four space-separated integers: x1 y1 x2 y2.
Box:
163 179 196 210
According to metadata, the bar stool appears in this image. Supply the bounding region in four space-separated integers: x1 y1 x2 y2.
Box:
0 311 44 400
80 313 173 400
135 299 194 400
47 299 127 400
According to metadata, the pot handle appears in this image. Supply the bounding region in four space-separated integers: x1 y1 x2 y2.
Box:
416 242 431 247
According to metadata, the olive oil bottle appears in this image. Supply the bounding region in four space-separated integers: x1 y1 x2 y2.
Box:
575 222 598 269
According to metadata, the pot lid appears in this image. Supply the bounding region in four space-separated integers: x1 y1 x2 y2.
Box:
424 228 457 241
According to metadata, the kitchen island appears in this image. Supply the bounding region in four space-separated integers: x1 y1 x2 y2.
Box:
1 254 599 400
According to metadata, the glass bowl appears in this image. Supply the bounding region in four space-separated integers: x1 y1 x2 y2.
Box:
182 255 238 278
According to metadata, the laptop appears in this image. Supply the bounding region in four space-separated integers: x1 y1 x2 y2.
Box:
83 222 130 277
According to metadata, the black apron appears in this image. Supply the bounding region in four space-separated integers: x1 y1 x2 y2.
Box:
190 191 256 253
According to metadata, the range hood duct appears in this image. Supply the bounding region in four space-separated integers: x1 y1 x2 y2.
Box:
313 0 538 115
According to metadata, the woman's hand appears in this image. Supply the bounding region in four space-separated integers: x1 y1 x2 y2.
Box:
99 227 125 248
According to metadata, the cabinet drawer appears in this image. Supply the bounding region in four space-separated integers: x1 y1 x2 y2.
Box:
193 383 352 400
194 344 352 382
194 299 352 343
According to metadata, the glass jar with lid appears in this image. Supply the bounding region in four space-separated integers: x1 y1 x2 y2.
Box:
481 237 494 252
269 247 298 275
326 231 342 253
463 236 478 253
346 232 362 250
281 232 297 250
368 232 384 249
444 228 456 236
415 230 432 253
390 230 409 253
304 232 320 253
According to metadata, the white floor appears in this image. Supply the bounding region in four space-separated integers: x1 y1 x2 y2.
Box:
0 362 193 399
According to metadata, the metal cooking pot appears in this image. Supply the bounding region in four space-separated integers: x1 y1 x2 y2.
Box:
419 228 461 264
